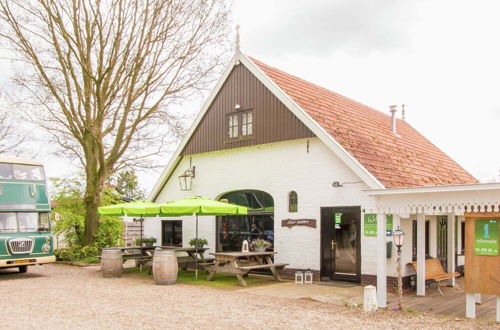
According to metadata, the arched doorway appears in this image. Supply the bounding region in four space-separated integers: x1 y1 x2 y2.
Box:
217 190 274 252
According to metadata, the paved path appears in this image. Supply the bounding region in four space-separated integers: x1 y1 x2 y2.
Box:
0 264 497 329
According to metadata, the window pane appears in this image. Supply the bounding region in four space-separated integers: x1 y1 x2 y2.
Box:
232 126 238 138
38 213 50 232
233 115 238 126
247 112 252 123
242 113 247 125
247 123 253 135
18 212 39 232
13 165 45 180
0 213 17 233
242 124 247 136
0 163 13 179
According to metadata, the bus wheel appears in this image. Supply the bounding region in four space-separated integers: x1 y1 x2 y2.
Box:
18 266 28 273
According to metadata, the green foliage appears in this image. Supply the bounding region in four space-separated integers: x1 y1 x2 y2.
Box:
188 238 208 246
51 175 124 259
135 237 157 246
111 169 145 201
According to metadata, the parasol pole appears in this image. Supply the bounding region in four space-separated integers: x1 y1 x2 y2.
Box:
195 213 199 280
140 215 144 248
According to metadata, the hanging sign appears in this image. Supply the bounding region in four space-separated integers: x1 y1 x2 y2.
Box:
281 219 316 229
363 214 393 237
474 219 499 256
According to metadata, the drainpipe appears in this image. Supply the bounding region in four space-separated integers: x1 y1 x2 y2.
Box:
390 105 398 134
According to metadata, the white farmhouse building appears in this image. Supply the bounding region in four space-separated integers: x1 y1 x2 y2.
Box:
146 51 500 308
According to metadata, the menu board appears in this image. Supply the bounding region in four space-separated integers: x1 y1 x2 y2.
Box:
363 214 393 237
474 219 499 256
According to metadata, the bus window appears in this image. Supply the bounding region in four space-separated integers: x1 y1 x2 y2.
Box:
17 212 39 232
12 164 45 180
0 163 13 179
0 213 17 233
38 213 50 232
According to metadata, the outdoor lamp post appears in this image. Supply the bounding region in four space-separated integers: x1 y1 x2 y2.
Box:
393 226 405 310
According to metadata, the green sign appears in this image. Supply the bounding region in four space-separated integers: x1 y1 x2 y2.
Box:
363 214 394 237
474 219 499 256
335 213 342 224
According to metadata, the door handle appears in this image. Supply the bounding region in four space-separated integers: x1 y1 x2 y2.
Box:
331 240 336 250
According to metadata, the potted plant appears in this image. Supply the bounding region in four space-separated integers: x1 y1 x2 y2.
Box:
189 238 208 249
135 237 157 247
250 239 272 252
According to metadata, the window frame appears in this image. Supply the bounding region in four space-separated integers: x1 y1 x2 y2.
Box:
225 108 254 142
288 191 298 212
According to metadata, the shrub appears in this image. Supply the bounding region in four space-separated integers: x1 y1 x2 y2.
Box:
188 238 208 246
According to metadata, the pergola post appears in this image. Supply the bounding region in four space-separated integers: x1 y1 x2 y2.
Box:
416 213 426 296
447 213 455 286
376 212 387 307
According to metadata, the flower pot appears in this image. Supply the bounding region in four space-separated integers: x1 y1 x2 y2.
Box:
254 246 266 252
194 244 204 250
144 242 154 247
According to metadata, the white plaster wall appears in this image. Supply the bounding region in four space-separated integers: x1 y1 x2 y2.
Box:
149 138 377 273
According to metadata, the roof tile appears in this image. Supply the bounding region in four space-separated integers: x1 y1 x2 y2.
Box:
251 57 478 188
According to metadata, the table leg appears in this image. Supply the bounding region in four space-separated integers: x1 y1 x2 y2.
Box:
206 260 220 281
236 274 248 287
265 256 283 281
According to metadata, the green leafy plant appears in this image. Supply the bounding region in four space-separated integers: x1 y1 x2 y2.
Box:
189 238 208 246
250 239 272 249
135 237 157 245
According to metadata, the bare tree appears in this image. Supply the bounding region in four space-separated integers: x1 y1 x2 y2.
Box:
0 0 231 244
0 102 27 155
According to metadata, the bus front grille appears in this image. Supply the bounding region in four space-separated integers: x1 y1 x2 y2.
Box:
9 238 34 254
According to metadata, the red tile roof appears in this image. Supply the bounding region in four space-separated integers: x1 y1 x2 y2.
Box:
251 57 478 188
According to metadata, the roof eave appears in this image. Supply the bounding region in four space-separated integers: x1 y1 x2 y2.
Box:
365 182 500 196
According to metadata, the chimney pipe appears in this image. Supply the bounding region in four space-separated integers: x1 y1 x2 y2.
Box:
401 104 406 121
390 105 398 134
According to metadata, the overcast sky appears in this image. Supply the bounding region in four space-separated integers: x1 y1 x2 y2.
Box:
1 0 499 193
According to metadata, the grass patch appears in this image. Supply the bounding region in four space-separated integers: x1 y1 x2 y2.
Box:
124 267 278 289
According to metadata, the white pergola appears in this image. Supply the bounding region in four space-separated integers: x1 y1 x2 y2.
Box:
364 182 500 318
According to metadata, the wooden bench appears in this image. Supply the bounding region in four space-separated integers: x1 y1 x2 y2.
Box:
237 263 288 271
409 258 460 295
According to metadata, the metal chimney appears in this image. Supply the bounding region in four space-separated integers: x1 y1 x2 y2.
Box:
401 104 406 121
390 105 398 134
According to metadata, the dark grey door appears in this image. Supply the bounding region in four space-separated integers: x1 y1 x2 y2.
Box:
321 207 361 282
436 216 448 269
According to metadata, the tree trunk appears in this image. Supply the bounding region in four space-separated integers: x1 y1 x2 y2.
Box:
83 134 107 246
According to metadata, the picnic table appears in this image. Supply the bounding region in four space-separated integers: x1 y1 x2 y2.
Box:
205 251 288 287
159 247 210 270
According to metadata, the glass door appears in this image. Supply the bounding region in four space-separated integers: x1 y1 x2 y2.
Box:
321 207 361 282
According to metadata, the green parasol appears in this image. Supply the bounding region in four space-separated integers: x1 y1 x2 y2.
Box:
148 196 247 279
98 201 160 246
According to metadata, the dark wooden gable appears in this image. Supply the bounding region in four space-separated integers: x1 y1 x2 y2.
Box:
181 63 315 155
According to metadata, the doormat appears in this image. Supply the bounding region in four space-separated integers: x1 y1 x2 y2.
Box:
317 281 359 288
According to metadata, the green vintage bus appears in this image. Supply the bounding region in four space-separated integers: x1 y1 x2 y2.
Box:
0 156 55 273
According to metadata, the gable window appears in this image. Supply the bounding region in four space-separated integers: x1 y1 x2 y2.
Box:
228 115 238 138
288 191 298 212
226 110 253 140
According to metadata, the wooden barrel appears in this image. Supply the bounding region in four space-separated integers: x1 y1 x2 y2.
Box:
101 248 123 278
153 250 178 285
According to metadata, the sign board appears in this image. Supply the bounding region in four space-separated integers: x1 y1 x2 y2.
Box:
474 219 499 256
281 219 316 229
363 214 394 237
464 213 500 296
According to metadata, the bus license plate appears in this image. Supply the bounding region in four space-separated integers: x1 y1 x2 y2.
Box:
14 260 30 264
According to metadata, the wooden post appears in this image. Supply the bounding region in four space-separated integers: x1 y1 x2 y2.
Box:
497 296 500 322
416 213 426 296
447 213 456 286
377 212 387 307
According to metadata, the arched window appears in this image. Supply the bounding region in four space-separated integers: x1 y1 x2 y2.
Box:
288 191 298 212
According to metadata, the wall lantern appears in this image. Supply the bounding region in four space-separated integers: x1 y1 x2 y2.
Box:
393 226 405 252
178 166 196 191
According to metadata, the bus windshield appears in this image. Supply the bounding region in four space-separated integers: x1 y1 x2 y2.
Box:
0 212 50 233
0 213 17 233
0 163 45 180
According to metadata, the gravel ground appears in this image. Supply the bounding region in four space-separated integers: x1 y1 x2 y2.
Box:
0 264 497 330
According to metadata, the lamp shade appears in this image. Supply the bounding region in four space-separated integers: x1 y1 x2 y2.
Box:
393 226 405 247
